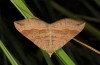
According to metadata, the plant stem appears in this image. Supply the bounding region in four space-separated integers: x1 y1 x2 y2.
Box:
11 0 54 65
0 40 18 65
55 49 75 65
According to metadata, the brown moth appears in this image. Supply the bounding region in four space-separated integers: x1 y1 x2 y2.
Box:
14 18 85 56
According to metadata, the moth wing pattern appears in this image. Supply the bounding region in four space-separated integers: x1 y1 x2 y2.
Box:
51 18 85 52
14 19 50 51
14 18 85 56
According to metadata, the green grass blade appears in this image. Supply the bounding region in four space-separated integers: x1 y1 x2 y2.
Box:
10 0 54 65
10 0 36 18
79 0 100 18
50 1 78 19
11 0 76 65
43 1 76 64
55 49 75 65
76 14 100 23
41 49 54 65
0 40 18 65
0 13 35 65
95 0 100 6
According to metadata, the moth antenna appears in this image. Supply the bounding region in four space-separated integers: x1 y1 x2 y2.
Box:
73 38 100 54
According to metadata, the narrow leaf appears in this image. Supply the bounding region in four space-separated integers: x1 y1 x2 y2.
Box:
55 49 75 65
11 0 36 18
11 0 53 65
0 40 18 65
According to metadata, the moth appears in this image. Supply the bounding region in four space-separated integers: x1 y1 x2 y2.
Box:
14 18 85 56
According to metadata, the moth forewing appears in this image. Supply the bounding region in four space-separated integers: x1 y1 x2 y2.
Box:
14 18 85 57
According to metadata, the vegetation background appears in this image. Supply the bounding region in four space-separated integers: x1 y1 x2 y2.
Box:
0 0 100 65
